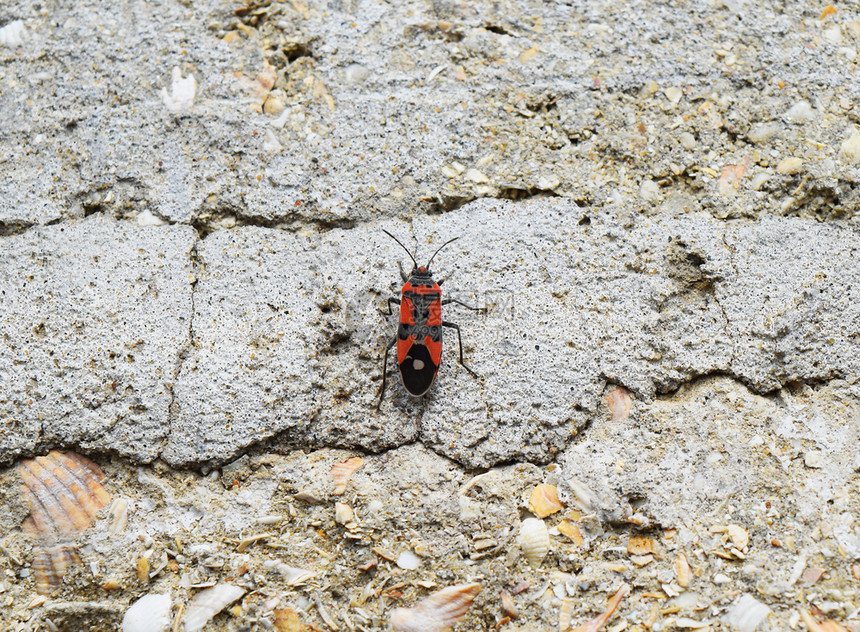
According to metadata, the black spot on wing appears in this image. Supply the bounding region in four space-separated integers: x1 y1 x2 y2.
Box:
399 344 439 396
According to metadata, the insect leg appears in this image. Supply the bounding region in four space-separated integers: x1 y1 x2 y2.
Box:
441 321 479 378
383 297 401 316
441 297 486 313
397 260 409 283
375 335 397 410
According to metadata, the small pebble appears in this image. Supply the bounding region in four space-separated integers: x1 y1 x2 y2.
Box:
642 80 659 96
750 173 769 190
537 174 560 190
784 101 814 124
679 132 697 150
748 122 780 143
345 64 369 83
465 168 489 183
823 25 843 45
777 157 803 175
804 451 824 468
263 91 286 116
839 128 860 164
640 179 659 201
664 86 683 105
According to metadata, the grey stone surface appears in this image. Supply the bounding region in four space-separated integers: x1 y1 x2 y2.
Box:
0 215 194 464
162 199 860 468
2 0 859 231
1 0 860 626
3 198 860 467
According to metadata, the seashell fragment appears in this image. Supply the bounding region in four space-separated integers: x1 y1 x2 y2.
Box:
675 553 692 588
18 451 110 594
571 583 630 632
276 565 315 586
799 609 849 632
519 518 550 568
558 520 584 548
727 524 749 550
137 556 151 583
566 478 595 513
161 67 197 114
723 594 771 632
390 583 481 632
528 484 563 518
334 502 355 527
605 387 632 421
396 550 421 570
627 536 656 556
31 545 80 595
122 593 172 632
330 456 363 495
109 498 129 535
500 590 517 619
0 20 26 47
274 607 311 631
183 584 245 632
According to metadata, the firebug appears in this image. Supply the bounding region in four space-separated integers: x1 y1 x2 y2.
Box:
376 229 483 408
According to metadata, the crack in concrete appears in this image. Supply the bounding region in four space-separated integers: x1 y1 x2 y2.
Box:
716 231 738 372
160 234 202 459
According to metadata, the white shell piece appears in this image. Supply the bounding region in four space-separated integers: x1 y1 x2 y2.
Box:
108 498 129 534
396 550 421 570
390 583 481 632
160 67 197 114
723 594 771 632
182 583 245 632
277 564 315 586
519 517 550 568
0 20 26 47
122 593 172 632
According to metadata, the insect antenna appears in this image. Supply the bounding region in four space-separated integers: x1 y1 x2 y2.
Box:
425 236 460 269
382 229 419 269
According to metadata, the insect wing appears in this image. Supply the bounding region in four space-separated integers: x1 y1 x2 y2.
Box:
397 282 442 396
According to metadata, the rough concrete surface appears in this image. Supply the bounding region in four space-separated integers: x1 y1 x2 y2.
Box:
0 0 858 630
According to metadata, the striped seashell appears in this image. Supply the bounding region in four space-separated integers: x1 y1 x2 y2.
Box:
330 456 363 495
390 583 481 632
18 451 110 594
30 545 81 596
519 518 550 568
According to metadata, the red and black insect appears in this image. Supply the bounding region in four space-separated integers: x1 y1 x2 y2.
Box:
376 229 483 408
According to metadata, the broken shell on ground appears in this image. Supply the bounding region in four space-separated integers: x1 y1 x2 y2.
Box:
276 564 316 586
19 451 111 594
30 545 81 595
334 501 356 527
500 590 517 618
565 478 595 513
675 552 692 587
183 583 246 632
122 593 172 632
519 518 550 568
605 386 633 421
330 456 364 495
109 498 129 534
528 484 563 518
390 583 481 632
727 524 750 550
627 535 656 556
